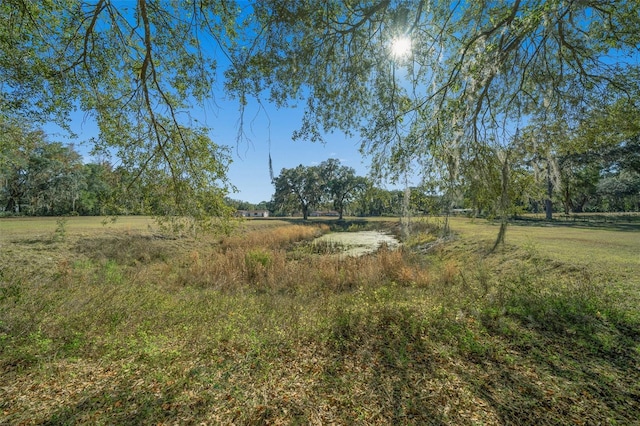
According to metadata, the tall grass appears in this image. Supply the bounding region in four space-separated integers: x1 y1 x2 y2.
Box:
1 216 638 424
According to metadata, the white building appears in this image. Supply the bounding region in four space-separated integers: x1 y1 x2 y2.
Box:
236 210 270 218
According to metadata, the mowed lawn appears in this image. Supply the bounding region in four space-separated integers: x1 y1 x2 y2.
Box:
447 216 640 309
0 215 156 236
447 216 639 269
1 215 639 425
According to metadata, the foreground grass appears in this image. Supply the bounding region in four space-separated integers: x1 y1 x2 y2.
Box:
1 216 639 424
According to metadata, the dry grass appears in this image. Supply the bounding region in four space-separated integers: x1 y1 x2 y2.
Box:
1 215 639 425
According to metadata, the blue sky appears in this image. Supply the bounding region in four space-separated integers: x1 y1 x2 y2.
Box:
47 96 383 205
40 1 414 204
207 97 374 204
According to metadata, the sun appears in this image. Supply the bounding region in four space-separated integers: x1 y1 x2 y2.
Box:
391 36 412 59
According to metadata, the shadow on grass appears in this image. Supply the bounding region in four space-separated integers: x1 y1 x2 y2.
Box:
321 294 640 424
11 294 640 425
10 237 57 245
42 391 183 426
471 290 640 425
508 216 640 232
74 235 173 265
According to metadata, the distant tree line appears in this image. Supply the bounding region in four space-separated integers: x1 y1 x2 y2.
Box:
2 121 637 219
1 125 103 215
0 122 232 218
224 198 271 213
271 159 369 220
269 159 453 219
452 116 640 219
269 145 639 221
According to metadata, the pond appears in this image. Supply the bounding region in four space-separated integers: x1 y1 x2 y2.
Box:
312 230 400 257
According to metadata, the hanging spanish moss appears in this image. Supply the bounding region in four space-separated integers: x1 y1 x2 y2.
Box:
269 152 274 183
401 173 411 240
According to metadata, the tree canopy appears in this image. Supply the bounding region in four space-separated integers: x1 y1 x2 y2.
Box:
271 159 367 220
2 1 639 225
1 0 238 221
229 0 640 179
272 164 324 220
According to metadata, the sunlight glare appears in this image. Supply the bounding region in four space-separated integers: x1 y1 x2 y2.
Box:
391 37 412 59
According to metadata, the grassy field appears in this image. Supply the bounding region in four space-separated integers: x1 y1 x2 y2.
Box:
1 215 639 424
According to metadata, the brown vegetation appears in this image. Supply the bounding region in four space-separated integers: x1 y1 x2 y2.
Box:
1 216 639 424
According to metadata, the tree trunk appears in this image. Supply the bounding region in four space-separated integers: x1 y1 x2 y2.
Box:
5 197 16 213
491 152 510 252
401 185 411 240
545 199 553 220
563 184 571 215
545 162 553 220
491 221 508 252
336 198 344 220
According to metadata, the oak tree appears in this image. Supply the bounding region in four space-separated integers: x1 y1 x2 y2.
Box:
1 0 239 222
